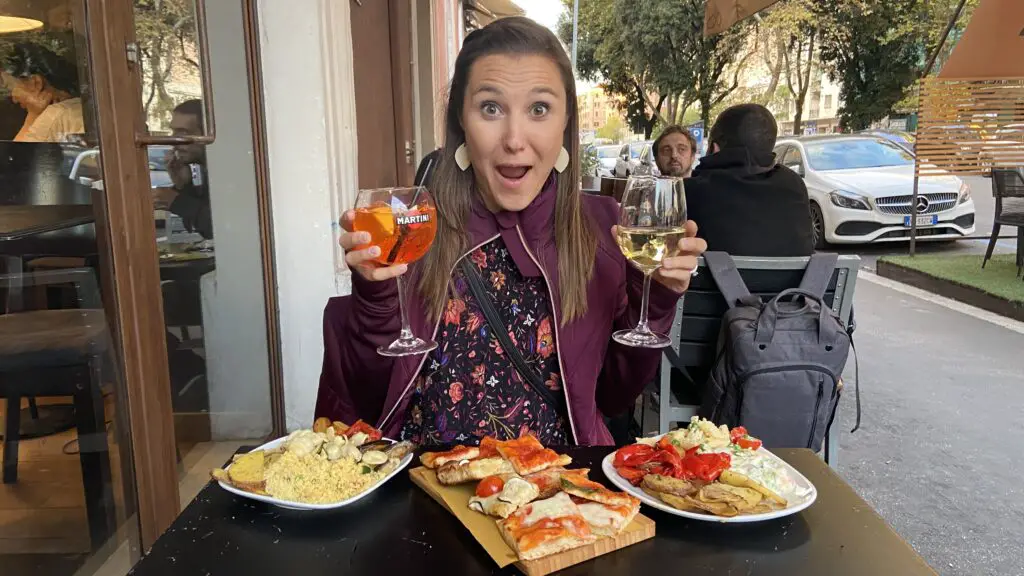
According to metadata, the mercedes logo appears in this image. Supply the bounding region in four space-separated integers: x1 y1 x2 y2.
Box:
914 196 930 214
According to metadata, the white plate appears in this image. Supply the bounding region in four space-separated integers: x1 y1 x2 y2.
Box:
601 440 817 523
216 436 414 511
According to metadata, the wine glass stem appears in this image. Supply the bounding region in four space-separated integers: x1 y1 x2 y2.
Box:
396 274 414 342
637 272 653 334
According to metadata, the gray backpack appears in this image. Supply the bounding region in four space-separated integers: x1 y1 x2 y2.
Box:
697 252 855 451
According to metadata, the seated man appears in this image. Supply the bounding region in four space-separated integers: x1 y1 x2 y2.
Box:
685 104 814 256
653 125 697 178
153 99 213 239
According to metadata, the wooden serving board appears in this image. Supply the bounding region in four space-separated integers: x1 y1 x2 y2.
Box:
409 466 655 576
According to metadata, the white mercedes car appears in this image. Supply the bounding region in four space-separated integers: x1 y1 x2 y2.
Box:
774 135 976 249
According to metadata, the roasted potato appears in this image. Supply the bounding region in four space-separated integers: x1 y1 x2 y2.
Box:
719 470 787 507
312 416 332 433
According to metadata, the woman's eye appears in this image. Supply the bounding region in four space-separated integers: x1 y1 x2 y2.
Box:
481 102 501 116
530 103 550 117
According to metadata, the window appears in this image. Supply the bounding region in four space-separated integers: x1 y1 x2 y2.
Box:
773 145 790 164
804 138 914 171
825 95 833 110
783 146 804 170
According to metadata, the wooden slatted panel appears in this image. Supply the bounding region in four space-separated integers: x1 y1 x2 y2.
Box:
916 78 1024 177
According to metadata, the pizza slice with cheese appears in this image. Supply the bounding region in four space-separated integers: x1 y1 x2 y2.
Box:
468 477 539 518
497 492 597 561
496 435 571 475
436 456 515 485
521 467 590 499
560 475 641 537
419 445 480 469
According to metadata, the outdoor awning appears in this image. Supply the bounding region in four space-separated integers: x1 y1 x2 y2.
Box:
704 0 781 37
938 0 1024 79
916 0 1024 177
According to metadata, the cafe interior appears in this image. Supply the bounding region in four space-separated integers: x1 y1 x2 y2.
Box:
0 0 277 574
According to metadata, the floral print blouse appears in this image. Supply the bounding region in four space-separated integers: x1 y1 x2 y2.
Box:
399 237 569 446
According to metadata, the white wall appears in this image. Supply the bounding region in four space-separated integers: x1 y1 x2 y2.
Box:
256 0 358 431
203 0 272 438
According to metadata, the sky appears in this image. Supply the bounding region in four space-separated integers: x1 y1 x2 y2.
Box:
517 1 596 91
517 0 566 32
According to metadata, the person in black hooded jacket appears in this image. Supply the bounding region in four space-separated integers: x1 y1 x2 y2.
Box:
685 104 814 257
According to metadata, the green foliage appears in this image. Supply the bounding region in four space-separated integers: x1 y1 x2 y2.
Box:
596 115 625 141
561 0 751 138
812 0 924 130
580 144 600 176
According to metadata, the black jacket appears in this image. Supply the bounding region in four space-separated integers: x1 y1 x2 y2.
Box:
169 180 213 240
685 147 814 257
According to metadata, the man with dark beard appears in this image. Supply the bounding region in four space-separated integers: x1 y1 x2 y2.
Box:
653 125 697 178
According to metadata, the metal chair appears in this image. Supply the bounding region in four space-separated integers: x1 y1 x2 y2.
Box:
984 169 1024 278
644 255 860 469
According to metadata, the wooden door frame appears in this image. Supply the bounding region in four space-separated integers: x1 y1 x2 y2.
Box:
85 0 180 548
389 0 415 186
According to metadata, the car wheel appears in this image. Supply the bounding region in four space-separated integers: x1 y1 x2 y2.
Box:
809 202 827 250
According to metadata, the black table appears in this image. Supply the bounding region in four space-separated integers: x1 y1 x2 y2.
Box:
129 448 935 576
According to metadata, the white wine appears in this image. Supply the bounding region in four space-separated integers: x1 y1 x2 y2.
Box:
615 226 686 274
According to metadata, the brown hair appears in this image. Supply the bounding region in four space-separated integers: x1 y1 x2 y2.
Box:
418 17 595 325
653 125 697 156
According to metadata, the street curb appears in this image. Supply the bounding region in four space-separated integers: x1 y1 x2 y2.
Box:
876 260 1024 323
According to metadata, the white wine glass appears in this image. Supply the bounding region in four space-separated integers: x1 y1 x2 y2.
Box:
613 175 687 349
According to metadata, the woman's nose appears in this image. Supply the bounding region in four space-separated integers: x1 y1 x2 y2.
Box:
501 117 527 153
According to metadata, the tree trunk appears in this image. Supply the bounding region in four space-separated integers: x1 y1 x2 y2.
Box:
793 102 804 135
700 96 711 139
761 35 786 106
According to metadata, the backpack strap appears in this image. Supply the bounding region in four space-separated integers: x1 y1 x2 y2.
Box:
703 252 752 308
798 253 840 299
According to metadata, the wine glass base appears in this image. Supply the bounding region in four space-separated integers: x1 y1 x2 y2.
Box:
612 328 672 349
377 337 438 357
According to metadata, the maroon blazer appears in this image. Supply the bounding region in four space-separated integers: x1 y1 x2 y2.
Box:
315 176 682 445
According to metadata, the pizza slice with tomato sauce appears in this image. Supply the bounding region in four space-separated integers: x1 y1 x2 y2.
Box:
419 445 480 469
496 435 572 475
497 492 597 561
560 475 641 537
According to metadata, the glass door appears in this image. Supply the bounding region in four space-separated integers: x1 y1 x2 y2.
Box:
0 1 147 575
0 0 279 574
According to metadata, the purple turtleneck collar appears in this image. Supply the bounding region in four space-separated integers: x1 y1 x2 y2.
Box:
467 172 558 277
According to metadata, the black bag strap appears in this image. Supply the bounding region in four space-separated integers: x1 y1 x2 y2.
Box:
703 252 752 308
459 260 568 419
798 253 839 298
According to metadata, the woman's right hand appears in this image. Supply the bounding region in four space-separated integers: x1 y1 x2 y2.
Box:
339 210 408 282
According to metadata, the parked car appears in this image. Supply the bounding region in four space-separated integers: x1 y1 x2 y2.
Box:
773 135 975 249
613 141 652 177
857 129 916 152
594 144 620 177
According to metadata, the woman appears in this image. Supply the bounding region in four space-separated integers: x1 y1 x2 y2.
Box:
317 17 706 446
3 43 83 142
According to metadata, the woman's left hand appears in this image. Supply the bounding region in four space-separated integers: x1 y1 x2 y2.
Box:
652 220 706 293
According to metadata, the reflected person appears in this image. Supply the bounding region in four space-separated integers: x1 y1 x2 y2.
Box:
153 99 213 239
2 43 83 142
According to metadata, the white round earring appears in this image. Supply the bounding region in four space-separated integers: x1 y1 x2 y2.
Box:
554 146 570 173
455 143 471 171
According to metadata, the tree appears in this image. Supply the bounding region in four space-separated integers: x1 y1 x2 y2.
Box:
596 115 625 141
134 0 200 130
813 0 923 131
562 0 752 137
558 0 671 138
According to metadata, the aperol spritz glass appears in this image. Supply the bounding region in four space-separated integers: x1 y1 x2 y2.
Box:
352 186 438 356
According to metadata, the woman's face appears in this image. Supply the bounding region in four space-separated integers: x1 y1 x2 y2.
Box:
3 72 50 113
461 53 568 213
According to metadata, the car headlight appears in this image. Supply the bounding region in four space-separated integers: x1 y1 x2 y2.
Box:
957 181 971 204
828 190 871 211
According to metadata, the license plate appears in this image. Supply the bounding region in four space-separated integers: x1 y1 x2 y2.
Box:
903 215 938 227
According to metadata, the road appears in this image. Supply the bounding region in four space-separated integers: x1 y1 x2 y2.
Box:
832 274 1024 576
